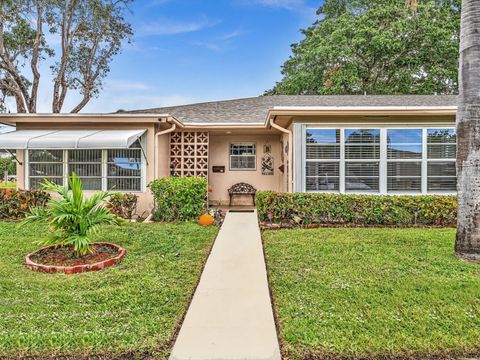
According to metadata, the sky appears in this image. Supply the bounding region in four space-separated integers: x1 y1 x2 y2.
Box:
5 0 321 114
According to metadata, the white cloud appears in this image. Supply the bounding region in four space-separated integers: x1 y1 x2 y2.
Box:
241 0 317 19
193 29 244 52
256 0 306 10
138 16 221 36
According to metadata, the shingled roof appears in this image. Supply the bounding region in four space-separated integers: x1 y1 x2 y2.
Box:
127 95 458 124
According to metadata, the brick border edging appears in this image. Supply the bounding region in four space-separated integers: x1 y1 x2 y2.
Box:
25 242 126 274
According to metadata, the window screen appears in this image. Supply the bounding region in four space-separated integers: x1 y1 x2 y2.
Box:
229 143 256 170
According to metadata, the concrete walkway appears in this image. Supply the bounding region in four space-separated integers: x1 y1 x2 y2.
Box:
170 210 281 360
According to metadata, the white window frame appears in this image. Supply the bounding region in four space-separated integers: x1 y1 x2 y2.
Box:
304 127 341 193
344 128 381 194
301 124 457 196
386 128 423 194
425 127 457 194
229 142 257 171
25 137 146 193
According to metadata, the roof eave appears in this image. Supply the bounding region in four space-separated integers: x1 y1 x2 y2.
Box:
264 106 458 126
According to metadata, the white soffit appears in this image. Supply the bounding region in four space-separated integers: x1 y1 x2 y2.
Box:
0 129 146 149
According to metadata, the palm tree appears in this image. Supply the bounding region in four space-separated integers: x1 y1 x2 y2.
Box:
455 0 480 261
22 173 123 257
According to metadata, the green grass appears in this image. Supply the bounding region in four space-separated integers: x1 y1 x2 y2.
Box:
263 228 480 359
0 181 16 189
0 222 217 359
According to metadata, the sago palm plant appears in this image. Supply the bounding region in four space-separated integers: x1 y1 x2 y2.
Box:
22 173 123 257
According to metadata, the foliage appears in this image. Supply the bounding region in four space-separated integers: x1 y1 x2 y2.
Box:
149 177 208 222
0 157 15 176
264 227 480 358
22 173 122 256
267 0 460 95
0 181 16 189
0 0 133 113
0 189 49 220
108 192 138 220
256 191 457 227
0 222 217 358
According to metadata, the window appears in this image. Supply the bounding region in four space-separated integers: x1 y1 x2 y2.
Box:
28 141 144 192
68 150 102 190
230 143 256 170
387 129 422 192
305 129 340 191
427 128 456 192
107 140 142 191
302 126 457 195
28 150 64 190
344 129 380 192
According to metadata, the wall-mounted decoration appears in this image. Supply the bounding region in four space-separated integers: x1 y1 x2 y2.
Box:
262 153 274 175
263 143 272 154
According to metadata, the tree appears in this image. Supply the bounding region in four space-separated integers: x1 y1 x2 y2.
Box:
0 156 16 176
266 0 460 95
455 0 480 262
22 173 123 256
0 0 133 113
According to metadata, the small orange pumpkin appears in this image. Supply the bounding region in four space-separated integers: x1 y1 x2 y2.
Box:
198 213 214 226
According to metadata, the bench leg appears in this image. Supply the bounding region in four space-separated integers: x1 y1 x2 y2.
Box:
229 194 232 207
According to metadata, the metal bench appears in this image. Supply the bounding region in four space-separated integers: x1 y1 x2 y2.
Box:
228 182 257 206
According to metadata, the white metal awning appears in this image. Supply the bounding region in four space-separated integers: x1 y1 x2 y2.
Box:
0 129 147 149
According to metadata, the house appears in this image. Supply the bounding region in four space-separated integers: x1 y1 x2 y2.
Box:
0 95 458 213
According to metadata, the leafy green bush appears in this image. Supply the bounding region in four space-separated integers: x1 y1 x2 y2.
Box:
108 193 138 220
149 177 208 222
22 173 123 256
0 189 50 220
256 191 457 227
0 157 15 176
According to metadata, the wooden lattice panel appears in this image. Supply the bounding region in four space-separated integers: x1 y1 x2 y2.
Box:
170 131 209 179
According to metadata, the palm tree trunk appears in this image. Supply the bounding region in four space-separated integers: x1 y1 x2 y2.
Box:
456 0 480 261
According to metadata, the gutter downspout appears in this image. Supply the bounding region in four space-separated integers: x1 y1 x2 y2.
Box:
269 116 293 193
154 120 176 180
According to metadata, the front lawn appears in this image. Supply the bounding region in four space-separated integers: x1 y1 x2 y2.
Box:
0 222 217 359
263 228 480 359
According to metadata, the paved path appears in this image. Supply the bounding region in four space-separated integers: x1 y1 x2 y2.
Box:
170 210 281 360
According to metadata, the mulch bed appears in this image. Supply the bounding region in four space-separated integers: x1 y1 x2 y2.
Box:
30 244 118 267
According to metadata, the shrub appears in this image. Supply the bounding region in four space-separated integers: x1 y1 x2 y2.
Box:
0 157 16 176
256 191 457 227
149 177 208 222
108 193 138 220
22 173 123 256
0 189 50 220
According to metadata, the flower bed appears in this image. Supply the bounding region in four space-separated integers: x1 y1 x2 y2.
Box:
25 242 126 274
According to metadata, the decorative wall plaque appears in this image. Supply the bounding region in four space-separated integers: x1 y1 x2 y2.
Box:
262 153 274 175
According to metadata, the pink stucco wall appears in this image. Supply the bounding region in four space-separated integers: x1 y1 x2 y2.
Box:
208 133 285 205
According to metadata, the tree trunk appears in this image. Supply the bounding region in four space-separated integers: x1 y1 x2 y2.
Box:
455 0 480 261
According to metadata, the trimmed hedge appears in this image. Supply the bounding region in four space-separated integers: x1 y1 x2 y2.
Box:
149 177 208 222
256 191 457 227
0 189 50 221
